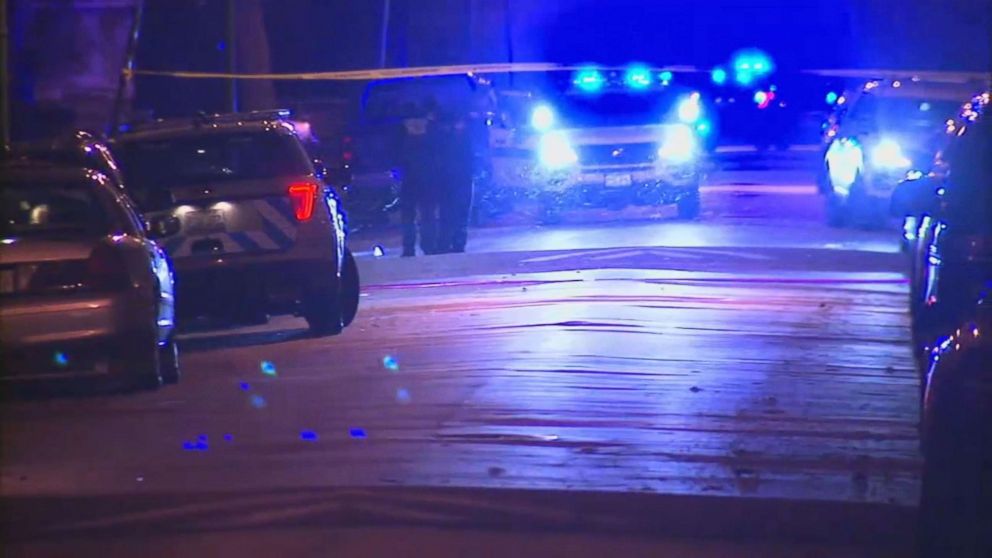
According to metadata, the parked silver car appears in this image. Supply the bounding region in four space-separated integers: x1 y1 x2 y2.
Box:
0 162 178 390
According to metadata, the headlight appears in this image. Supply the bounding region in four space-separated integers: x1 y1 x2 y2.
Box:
531 104 555 132
538 132 578 169
677 93 702 124
657 124 697 163
871 139 911 169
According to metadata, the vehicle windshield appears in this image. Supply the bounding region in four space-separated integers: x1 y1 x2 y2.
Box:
554 90 690 128
0 178 112 237
945 118 992 229
114 131 312 190
847 94 961 131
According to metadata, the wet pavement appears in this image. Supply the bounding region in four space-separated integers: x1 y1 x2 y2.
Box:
0 151 920 555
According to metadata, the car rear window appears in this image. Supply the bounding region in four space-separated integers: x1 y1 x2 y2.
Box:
115 131 312 194
1 179 114 237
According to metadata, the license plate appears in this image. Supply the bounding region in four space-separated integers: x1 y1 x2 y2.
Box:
605 174 633 187
0 269 14 294
185 210 226 235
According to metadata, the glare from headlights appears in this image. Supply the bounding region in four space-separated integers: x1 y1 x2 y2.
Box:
871 139 911 169
677 93 702 124
538 131 578 169
658 124 697 163
531 104 555 132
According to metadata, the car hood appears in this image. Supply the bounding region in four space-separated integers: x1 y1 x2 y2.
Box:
560 123 684 146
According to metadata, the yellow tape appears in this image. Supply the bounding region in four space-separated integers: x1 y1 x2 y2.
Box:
126 63 703 81
126 62 990 86
803 69 991 84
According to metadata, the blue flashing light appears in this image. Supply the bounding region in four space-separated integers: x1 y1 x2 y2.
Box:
753 90 768 105
695 120 712 136
736 72 754 86
574 68 606 93
659 70 674 84
711 67 728 85
531 104 555 131
732 49 775 77
300 430 319 441
624 66 653 90
825 91 839 105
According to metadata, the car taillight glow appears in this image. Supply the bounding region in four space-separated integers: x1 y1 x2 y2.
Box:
289 182 318 221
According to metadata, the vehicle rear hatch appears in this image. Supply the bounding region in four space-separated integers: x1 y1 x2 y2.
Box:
114 128 318 259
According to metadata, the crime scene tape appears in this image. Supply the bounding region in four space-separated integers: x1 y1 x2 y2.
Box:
126 62 991 85
803 69 991 84
125 63 703 81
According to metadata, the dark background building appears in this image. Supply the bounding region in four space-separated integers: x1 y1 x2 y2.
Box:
6 0 991 138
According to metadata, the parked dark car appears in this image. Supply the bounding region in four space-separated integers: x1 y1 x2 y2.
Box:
891 92 992 557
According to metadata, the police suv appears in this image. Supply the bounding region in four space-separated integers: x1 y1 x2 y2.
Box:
490 67 709 222
819 78 982 227
112 111 359 335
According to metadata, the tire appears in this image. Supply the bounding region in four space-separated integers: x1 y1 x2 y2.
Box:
339 248 360 328
676 189 701 220
114 333 161 392
918 390 992 557
159 339 180 385
304 249 360 336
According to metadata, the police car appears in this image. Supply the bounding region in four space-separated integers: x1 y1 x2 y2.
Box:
112 110 359 335
820 78 982 227
489 67 709 222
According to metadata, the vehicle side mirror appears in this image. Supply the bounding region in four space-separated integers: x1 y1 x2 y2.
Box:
313 159 327 181
146 215 182 239
890 177 941 218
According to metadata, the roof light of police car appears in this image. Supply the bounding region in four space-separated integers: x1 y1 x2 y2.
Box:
711 67 728 85
657 124 697 163
677 94 702 124
574 68 606 93
538 131 579 169
624 65 653 90
871 139 911 169
531 104 555 132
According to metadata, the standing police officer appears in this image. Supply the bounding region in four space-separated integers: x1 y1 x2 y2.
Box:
437 112 476 253
398 98 441 256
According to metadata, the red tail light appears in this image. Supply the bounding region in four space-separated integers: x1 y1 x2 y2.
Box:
341 135 355 164
288 182 318 221
86 244 130 291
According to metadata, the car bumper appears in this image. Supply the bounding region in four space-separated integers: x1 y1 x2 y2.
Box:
173 256 338 316
0 292 153 380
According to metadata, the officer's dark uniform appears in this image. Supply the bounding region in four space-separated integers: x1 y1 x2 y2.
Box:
437 115 476 253
398 114 440 256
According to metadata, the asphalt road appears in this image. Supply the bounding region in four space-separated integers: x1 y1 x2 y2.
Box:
1 150 921 556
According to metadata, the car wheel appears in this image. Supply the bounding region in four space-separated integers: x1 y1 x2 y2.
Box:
304 289 344 336
918 386 992 557
340 248 360 328
159 339 180 385
114 334 161 392
676 189 701 220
